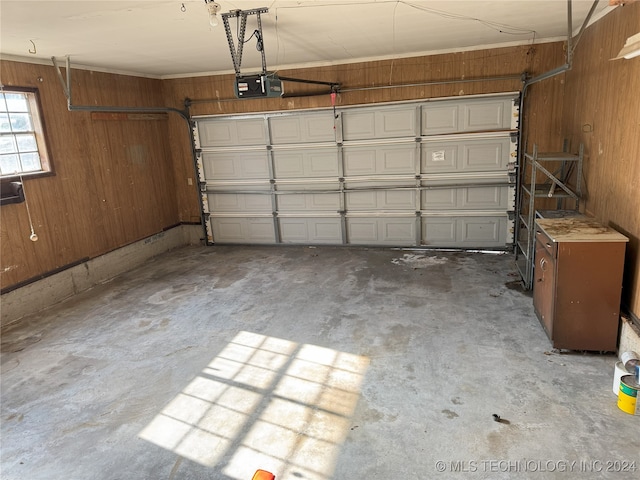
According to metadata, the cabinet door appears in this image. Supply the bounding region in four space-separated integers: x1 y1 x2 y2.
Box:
533 240 555 338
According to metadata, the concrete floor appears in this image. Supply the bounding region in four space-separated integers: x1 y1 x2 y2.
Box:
1 246 638 480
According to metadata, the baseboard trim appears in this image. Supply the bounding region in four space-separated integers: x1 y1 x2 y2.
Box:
1 224 202 327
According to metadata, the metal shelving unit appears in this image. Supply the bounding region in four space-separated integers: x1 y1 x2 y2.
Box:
515 143 583 289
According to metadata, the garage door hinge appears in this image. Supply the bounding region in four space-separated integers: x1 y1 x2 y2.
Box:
337 210 346 215
415 211 422 217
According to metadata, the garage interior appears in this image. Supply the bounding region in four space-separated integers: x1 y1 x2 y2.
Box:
1 1 639 479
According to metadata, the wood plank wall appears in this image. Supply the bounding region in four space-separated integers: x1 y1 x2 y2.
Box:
0 61 179 290
163 41 567 225
561 2 640 318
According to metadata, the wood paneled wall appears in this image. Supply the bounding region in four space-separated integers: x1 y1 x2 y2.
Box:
163 41 567 224
0 61 179 290
561 2 640 317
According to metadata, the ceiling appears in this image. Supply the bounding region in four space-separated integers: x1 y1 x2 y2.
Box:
0 1 614 79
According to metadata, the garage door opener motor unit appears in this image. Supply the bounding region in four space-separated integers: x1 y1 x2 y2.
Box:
221 7 284 99
221 7 338 99
235 74 283 98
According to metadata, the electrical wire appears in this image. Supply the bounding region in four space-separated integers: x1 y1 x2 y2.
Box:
19 175 38 241
272 0 537 39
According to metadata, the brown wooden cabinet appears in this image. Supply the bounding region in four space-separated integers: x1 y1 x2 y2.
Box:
533 218 628 351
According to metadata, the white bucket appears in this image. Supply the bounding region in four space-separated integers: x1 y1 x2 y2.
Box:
613 361 629 395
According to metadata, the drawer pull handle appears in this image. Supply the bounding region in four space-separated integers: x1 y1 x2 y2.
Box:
546 242 552 248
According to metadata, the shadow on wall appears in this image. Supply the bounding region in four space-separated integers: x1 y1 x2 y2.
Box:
139 331 370 479
608 222 638 319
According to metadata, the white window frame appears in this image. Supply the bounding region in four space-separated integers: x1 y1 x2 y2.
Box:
0 87 53 179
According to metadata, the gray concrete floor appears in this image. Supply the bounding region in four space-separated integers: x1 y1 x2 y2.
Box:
1 246 638 480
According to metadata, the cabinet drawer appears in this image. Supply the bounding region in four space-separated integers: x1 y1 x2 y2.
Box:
535 227 557 258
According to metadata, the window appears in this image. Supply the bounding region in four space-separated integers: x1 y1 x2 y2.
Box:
0 88 52 178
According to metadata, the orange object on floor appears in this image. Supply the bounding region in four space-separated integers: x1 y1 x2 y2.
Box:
252 470 275 480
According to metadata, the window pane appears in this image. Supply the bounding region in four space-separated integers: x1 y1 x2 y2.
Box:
5 94 29 112
0 154 21 175
9 113 33 132
0 114 10 133
16 134 38 152
19 152 42 172
0 135 17 154
1 90 50 177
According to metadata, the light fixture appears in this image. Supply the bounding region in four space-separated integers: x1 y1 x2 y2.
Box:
204 0 221 27
613 32 640 60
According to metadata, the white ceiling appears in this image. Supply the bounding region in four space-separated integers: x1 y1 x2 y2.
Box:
0 1 613 79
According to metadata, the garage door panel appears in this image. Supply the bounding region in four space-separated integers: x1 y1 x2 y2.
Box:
346 191 377 209
380 145 416 174
208 193 272 213
376 108 416 138
421 216 507 247
422 186 508 210
347 218 414 245
202 152 269 180
421 97 515 135
211 217 275 244
273 149 339 178
423 218 457 244
342 112 376 141
305 115 336 143
270 113 336 144
422 189 457 210
459 217 506 245
461 98 512 132
311 219 342 241
463 138 510 171
308 150 340 176
344 144 415 176
269 116 300 143
343 106 416 140
278 193 340 212
273 152 305 177
346 190 415 211
422 144 458 172
199 118 266 147
280 219 306 241
421 137 511 173
347 219 378 243
421 104 458 135
382 190 415 209
280 218 342 243
382 219 415 243
343 148 377 175
461 186 508 209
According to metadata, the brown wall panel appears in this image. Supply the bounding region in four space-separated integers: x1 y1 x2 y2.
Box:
0 61 179 290
561 2 640 317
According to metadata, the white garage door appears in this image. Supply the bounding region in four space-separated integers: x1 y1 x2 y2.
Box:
195 93 519 248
